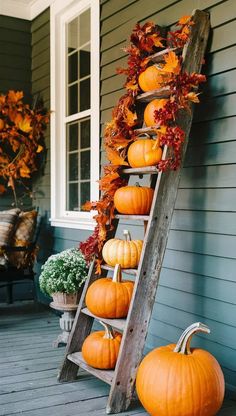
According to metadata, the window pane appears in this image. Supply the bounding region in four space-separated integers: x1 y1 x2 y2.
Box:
80 151 90 180
68 123 78 151
79 77 90 111
67 18 77 53
68 83 78 115
78 9 90 46
80 119 90 148
80 182 90 210
67 8 90 53
79 46 90 78
68 183 78 211
68 52 78 84
69 153 78 181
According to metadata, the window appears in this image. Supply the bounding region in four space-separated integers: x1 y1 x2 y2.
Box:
50 0 99 230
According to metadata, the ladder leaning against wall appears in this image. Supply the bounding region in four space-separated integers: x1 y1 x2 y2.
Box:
58 9 210 414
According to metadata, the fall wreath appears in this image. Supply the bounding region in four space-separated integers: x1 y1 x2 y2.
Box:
80 15 206 272
0 91 49 205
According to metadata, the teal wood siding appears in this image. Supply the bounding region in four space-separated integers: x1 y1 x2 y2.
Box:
0 15 31 100
0 15 32 301
0 15 31 210
101 0 236 391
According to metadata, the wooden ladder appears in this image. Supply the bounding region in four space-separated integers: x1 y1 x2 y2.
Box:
58 9 210 414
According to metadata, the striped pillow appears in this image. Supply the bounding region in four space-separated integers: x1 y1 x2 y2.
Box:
0 208 20 268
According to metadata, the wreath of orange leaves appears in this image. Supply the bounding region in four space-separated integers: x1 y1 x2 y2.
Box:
80 16 206 272
0 90 49 205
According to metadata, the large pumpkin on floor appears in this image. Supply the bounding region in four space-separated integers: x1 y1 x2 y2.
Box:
114 183 154 215
136 322 225 416
86 264 134 318
138 66 163 92
102 229 143 269
144 98 168 127
128 136 162 167
82 321 122 369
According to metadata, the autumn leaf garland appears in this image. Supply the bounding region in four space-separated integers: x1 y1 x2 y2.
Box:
80 16 206 271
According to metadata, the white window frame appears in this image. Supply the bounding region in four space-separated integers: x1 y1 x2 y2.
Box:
50 0 100 230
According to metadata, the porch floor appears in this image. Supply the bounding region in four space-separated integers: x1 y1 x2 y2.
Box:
0 302 235 416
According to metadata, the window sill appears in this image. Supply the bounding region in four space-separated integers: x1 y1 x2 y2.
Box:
50 217 96 230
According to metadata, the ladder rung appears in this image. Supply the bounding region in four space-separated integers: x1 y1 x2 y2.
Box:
101 264 137 276
121 166 159 175
82 308 127 332
67 352 114 385
134 126 161 135
136 86 171 102
115 214 149 221
149 47 181 63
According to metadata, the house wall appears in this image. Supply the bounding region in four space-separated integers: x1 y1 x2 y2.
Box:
31 0 236 391
0 15 32 301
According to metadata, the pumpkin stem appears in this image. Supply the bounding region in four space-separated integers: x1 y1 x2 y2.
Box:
137 133 150 139
123 229 132 241
173 322 210 355
135 182 141 187
99 321 114 339
112 264 122 283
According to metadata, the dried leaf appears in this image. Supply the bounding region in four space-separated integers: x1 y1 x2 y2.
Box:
19 162 31 178
178 15 191 25
0 184 6 194
186 92 200 103
18 115 32 133
123 107 137 127
8 90 23 103
105 147 129 166
36 144 44 153
162 51 181 74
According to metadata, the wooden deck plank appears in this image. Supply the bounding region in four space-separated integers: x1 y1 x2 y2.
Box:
0 302 234 416
0 379 109 415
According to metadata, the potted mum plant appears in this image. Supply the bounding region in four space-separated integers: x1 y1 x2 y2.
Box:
39 248 88 307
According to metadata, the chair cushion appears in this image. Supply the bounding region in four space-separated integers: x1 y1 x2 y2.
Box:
8 210 38 269
0 208 20 268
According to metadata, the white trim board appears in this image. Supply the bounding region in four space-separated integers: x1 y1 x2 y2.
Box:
0 0 54 20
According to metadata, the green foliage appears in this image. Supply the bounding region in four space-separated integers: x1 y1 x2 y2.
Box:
39 248 88 296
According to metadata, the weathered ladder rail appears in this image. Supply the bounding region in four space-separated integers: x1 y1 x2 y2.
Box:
58 9 210 415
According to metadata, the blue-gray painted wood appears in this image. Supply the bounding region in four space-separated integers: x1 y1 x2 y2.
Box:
0 15 32 302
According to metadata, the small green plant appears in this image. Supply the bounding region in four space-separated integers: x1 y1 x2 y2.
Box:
39 248 88 296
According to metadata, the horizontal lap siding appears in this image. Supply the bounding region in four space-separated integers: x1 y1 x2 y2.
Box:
31 10 52 304
0 16 32 301
101 0 236 391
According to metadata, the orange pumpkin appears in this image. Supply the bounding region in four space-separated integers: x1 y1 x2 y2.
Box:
128 136 162 167
82 321 122 369
136 322 225 416
138 66 163 92
144 98 168 127
114 183 154 215
86 264 134 318
102 229 143 269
